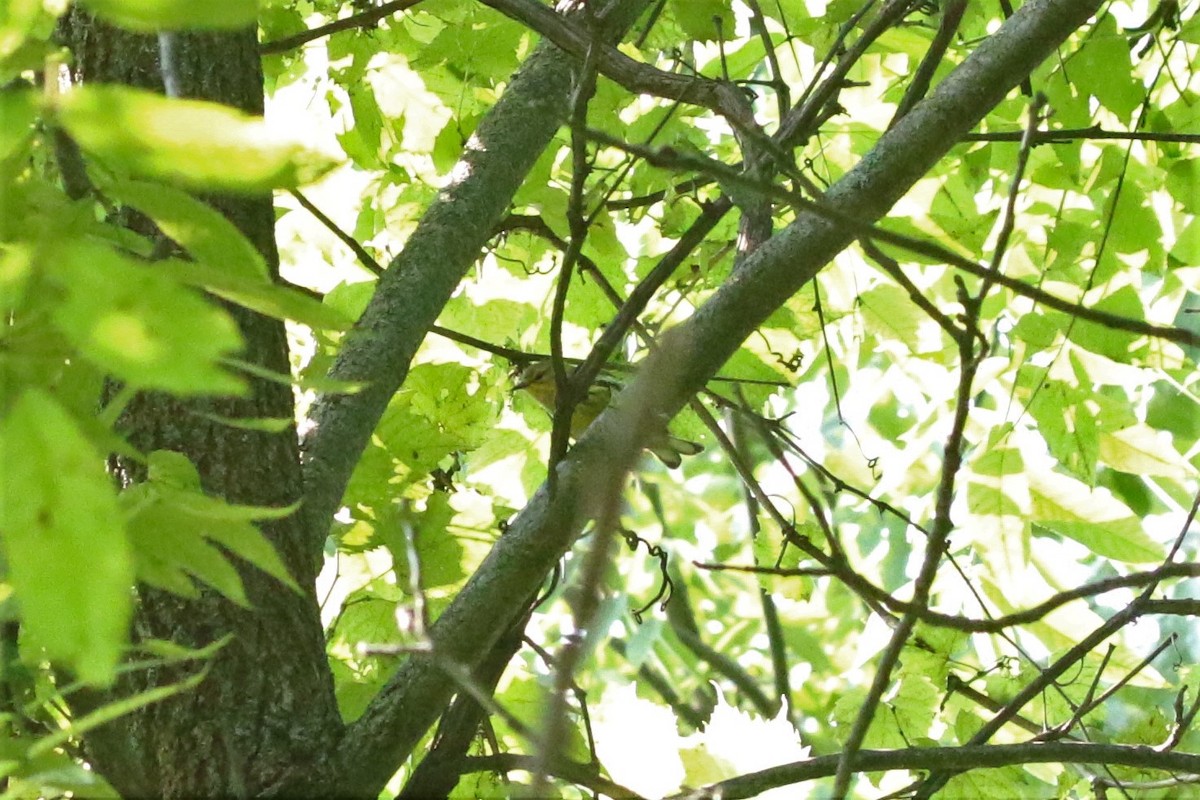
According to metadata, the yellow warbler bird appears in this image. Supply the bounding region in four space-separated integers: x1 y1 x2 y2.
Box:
511 359 702 468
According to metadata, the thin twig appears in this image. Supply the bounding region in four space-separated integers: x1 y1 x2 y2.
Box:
260 0 424 54
290 189 385 276
585 128 1200 349
961 126 1200 144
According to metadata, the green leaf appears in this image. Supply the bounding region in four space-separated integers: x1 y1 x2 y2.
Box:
124 456 302 601
1072 17 1142 122
1067 286 1144 362
753 524 813 600
1031 520 1160 564
322 279 376 321
128 497 251 605
196 508 300 593
195 413 294 433
102 179 267 281
56 86 337 192
336 85 385 169
345 362 498 503
1170 215 1200 265
0 749 119 797
431 116 469 175
439 295 540 346
337 597 404 658
1018 368 1097 481
382 495 468 591
0 89 38 164
943 766 1047 800
159 258 352 330
0 241 34 320
150 474 299 591
1165 159 1200 213
832 682 930 749
0 390 132 685
1010 313 1060 348
1108 183 1162 261
887 674 940 743
1028 469 1163 563
49 241 245 394
1146 380 1200 449
669 0 734 42
0 2 57 83
78 0 258 31
1098 424 1193 479
500 676 590 759
753 520 807 572
967 481 1021 517
148 449 202 490
330 659 386 724
973 428 1024 476
136 634 232 662
860 283 938 354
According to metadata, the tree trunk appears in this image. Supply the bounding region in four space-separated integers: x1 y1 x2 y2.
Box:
59 11 342 797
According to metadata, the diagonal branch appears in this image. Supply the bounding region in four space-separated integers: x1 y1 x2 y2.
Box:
477 0 755 128
321 0 1108 795
584 129 1200 349
396 743 1200 799
260 0 423 54
914 489 1200 796
298 0 654 568
679 742 1200 799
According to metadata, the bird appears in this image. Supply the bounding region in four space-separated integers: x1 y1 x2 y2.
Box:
511 359 702 468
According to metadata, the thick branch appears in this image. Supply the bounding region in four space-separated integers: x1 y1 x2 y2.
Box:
585 130 1200 350
294 0 655 794
477 0 754 127
425 752 645 799
380 743 1200 799
260 0 423 54
596 0 1108 450
681 742 1200 800
299 0 653 568
322 0 1106 795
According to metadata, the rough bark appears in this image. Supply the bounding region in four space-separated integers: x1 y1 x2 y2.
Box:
326 0 1105 793
51 0 1106 795
59 11 342 797
59 1 657 795
299 0 655 562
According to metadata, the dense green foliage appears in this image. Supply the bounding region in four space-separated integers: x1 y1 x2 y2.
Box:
1 0 1199 797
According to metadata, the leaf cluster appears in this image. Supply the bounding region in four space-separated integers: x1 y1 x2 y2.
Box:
2 0 1199 797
